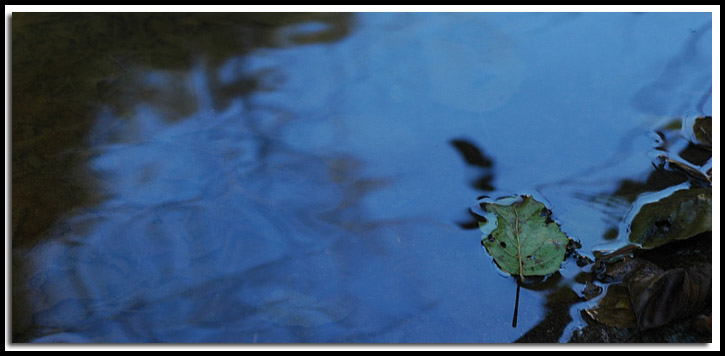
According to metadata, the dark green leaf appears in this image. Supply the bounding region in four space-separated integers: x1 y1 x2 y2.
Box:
691 116 712 147
628 188 711 249
585 283 637 329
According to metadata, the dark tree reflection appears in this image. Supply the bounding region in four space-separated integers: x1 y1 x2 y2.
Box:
12 12 354 248
12 12 354 342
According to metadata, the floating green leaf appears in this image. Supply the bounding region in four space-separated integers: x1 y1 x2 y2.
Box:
628 188 711 249
479 195 570 280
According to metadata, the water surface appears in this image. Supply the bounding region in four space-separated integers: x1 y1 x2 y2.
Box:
12 12 712 343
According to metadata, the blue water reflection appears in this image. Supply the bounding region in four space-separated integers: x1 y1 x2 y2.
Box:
23 12 711 343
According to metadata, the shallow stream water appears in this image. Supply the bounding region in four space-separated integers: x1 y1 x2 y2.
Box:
11 12 712 343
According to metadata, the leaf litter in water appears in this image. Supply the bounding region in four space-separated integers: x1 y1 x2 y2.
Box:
572 116 712 337
589 183 712 331
586 256 711 331
627 262 711 330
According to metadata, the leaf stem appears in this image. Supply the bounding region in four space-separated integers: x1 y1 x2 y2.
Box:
512 280 520 328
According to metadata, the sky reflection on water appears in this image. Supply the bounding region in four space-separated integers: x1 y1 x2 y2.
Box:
12 12 712 343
